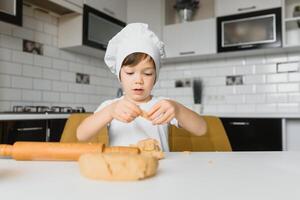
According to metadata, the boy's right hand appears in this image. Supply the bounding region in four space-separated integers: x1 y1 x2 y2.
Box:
109 99 142 123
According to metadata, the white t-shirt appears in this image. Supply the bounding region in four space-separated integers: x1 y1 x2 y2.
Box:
94 96 178 152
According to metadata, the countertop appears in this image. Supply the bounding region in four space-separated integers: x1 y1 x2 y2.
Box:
204 112 300 118
0 152 299 200
0 113 70 120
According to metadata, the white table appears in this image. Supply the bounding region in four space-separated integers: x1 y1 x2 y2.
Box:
1 152 300 200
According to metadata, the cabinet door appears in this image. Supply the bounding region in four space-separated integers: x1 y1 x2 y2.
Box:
49 119 67 142
215 0 282 16
163 18 216 58
221 118 282 151
84 0 127 21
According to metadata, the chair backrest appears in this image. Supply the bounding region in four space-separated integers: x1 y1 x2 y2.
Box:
60 113 109 144
168 115 232 152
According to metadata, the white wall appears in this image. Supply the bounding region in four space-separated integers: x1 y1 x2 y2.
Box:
0 5 120 112
154 53 300 115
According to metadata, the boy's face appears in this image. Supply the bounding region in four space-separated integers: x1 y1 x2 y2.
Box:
120 58 156 103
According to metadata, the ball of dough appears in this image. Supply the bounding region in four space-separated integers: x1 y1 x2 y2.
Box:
136 138 164 160
79 152 158 181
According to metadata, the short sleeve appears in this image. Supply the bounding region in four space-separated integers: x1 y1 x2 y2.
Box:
94 98 119 113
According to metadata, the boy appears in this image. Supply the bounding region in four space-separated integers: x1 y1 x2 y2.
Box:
77 23 207 151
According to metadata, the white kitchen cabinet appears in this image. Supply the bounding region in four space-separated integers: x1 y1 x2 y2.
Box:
84 0 127 22
127 0 164 39
163 18 216 58
215 0 282 16
25 0 83 14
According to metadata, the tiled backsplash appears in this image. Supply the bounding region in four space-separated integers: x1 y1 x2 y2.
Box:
0 5 119 112
154 53 300 115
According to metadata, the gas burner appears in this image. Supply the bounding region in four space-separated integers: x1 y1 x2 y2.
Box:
10 105 86 114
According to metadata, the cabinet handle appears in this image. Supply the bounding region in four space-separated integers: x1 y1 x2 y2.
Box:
237 6 256 12
46 128 50 142
179 51 195 55
229 122 250 126
17 127 44 131
103 7 115 16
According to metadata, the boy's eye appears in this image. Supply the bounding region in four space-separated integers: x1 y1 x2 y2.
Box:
144 73 153 76
126 72 134 75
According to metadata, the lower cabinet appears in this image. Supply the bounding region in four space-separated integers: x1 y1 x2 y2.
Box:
221 118 282 151
0 119 67 144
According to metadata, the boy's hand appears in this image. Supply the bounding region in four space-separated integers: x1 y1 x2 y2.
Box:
109 99 142 123
148 100 178 125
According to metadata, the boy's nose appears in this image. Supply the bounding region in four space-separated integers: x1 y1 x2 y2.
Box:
135 74 143 84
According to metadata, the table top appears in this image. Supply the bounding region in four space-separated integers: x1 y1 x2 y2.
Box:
1 152 300 200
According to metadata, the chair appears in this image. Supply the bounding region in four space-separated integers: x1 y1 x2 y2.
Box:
60 113 109 145
168 115 232 152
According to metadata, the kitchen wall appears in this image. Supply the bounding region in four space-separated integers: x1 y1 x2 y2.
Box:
153 52 300 115
0 5 120 112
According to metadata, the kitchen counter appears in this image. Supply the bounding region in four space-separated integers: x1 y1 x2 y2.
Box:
204 112 300 118
0 113 71 120
1 152 299 200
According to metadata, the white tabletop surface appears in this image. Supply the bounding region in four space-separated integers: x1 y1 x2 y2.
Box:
1 152 300 200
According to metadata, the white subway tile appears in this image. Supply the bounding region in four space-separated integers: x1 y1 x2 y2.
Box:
88 95 101 104
12 27 34 40
255 64 277 74
42 91 59 102
216 67 235 76
34 9 52 23
0 101 11 111
34 55 52 67
235 65 254 75
0 61 22 75
33 79 51 90
266 73 288 83
12 76 32 89
168 71 184 79
203 86 217 95
278 83 299 92
43 68 60 80
289 93 300 102
226 57 246 66
23 65 42 78
22 90 42 101
52 82 68 92
202 104 217 113
69 62 83 73
217 104 236 113
217 86 235 95
43 45 60 58
83 65 96 75
0 21 13 35
0 48 12 61
75 94 88 103
43 23 58 36
245 94 266 103
0 88 21 100
52 59 68 70
160 80 174 88
255 104 277 113
0 34 22 50
152 88 168 96
23 16 43 32
235 85 254 94
236 104 255 113
61 71 75 82
82 85 96 94
52 36 58 47
288 52 300 62
265 53 288 63
0 74 11 87
244 75 265 84
60 50 76 61
68 83 82 93
266 93 288 103
167 88 185 96
204 77 225 86
245 55 266 65
60 93 75 103
12 51 33 65
195 68 217 77
34 32 52 45
225 95 245 103
277 103 299 113
51 16 58 26
288 73 300 82
255 84 277 93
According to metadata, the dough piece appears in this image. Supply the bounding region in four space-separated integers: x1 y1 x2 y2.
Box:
79 152 158 181
140 110 150 120
135 139 164 160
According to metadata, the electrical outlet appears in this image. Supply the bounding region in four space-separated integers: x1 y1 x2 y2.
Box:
226 75 243 85
76 73 90 84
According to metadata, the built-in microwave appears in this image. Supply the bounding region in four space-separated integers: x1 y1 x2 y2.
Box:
217 7 282 53
0 0 22 26
82 4 126 50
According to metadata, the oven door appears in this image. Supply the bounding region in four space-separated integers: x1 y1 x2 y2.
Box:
217 7 282 52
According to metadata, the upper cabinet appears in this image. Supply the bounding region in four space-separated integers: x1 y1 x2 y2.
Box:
163 18 216 58
215 0 282 16
24 0 83 14
84 0 127 22
0 0 22 26
283 0 300 47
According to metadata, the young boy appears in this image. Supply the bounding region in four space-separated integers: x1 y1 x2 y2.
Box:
77 23 207 151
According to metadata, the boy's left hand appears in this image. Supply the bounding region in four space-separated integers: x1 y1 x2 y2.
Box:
147 100 178 125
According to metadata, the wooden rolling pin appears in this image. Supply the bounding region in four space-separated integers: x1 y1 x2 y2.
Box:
0 142 140 161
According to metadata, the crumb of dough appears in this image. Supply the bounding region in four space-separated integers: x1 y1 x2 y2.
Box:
135 138 164 160
182 151 191 155
79 152 158 181
208 160 213 164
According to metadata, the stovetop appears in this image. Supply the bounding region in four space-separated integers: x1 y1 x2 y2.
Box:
1 105 86 114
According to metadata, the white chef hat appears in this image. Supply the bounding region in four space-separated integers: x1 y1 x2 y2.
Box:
104 23 165 81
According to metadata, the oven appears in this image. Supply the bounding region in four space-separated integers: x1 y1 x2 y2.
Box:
217 7 282 52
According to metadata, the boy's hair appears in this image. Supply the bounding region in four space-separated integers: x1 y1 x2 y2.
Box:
122 52 155 67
